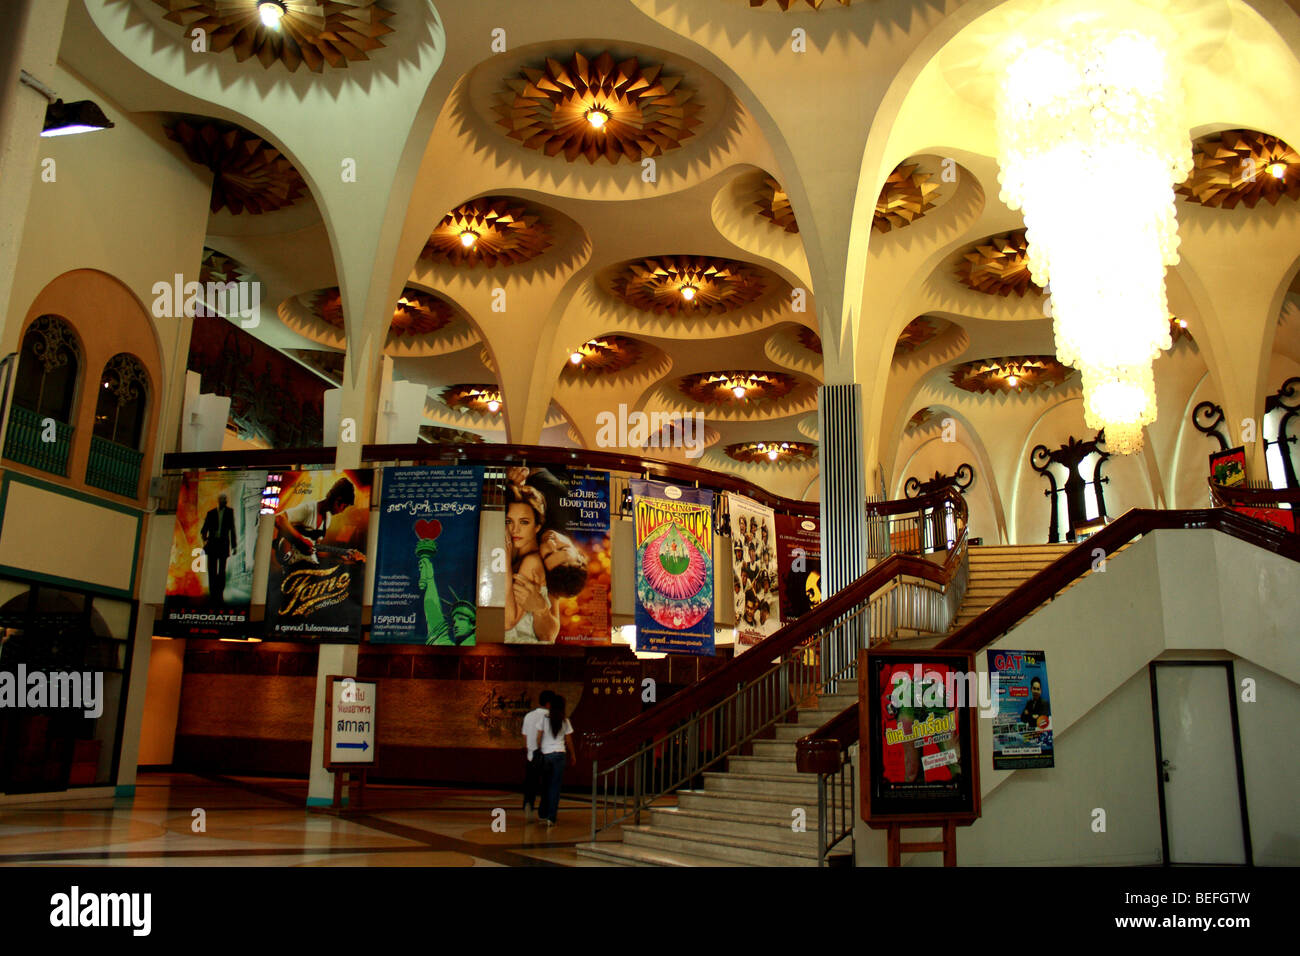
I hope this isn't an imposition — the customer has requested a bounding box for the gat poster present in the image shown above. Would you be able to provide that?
[263,469,373,642]
[630,479,714,656]
[987,649,1054,770]
[775,513,822,624]
[489,467,612,646]
[371,466,484,646]
[862,649,979,823]
[163,470,266,636]
[727,493,780,655]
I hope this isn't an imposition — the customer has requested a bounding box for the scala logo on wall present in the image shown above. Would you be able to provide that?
[371,467,485,646]
[727,493,780,655]
[489,467,612,646]
[263,469,373,642]
[630,479,714,656]
[775,514,821,623]
[163,470,267,636]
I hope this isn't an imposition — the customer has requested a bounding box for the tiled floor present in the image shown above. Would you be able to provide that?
[0,773,620,867]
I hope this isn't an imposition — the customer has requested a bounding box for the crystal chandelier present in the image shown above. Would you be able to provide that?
[995,20,1192,454]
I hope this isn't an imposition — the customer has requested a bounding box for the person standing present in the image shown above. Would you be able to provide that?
[535,694,575,828]
[200,492,237,606]
[521,690,553,818]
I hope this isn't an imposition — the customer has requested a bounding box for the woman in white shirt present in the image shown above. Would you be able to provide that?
[534,694,575,827]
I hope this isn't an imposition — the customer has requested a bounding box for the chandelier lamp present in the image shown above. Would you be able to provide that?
[994,9,1192,454]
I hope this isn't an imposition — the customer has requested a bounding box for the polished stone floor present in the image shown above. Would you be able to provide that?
[0,772,620,867]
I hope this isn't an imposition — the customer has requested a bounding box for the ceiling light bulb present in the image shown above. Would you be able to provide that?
[1268,161,1287,180]
[487,399,500,413]
[732,384,746,399]
[258,1,286,28]
[1178,318,1188,328]
[680,285,697,302]
[586,107,610,129]
[570,351,583,365]
[767,448,779,461]
[1007,374,1019,388]
[459,230,478,248]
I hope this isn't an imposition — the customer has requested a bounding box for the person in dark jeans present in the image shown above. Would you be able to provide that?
[535,693,575,827]
[521,691,553,818]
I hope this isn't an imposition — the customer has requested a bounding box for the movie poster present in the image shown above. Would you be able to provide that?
[775,513,822,624]
[862,650,978,821]
[263,469,373,642]
[163,470,267,636]
[630,479,714,656]
[491,467,612,646]
[987,649,1054,770]
[727,493,780,655]
[371,466,484,646]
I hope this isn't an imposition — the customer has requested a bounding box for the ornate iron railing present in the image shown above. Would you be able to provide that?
[85,435,144,498]
[3,405,72,476]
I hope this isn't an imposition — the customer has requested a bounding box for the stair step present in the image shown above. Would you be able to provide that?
[772,724,812,740]
[575,842,733,867]
[703,771,819,799]
[727,755,802,777]
[623,825,818,866]
[752,739,798,758]
[677,788,821,823]
[648,806,820,848]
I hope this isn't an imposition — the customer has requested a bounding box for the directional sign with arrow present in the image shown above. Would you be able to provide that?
[325,676,377,768]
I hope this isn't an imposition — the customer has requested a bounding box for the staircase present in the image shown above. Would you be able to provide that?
[576,691,856,866]
[952,544,1074,631]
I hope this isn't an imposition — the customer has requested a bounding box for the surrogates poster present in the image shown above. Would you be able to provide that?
[163,469,266,636]
[631,479,714,656]
[372,466,484,646]
[264,469,373,642]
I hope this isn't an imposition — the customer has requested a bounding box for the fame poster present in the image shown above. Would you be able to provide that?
[987,649,1054,770]
[775,513,822,623]
[630,479,714,656]
[487,467,612,646]
[727,493,780,655]
[263,469,373,642]
[163,470,266,637]
[371,466,484,646]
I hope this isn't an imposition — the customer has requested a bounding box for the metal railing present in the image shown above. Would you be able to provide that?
[816,750,855,866]
[85,435,144,498]
[3,405,72,476]
[588,487,969,843]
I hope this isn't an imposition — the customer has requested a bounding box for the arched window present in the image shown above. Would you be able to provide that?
[92,354,148,449]
[4,315,80,475]
[85,354,148,498]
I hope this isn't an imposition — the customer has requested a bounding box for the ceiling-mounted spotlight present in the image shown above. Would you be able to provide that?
[680,284,697,302]
[20,71,114,138]
[569,350,583,365]
[731,384,747,399]
[1006,374,1019,388]
[1268,161,1288,180]
[767,447,779,461]
[258,0,287,28]
[486,399,501,413]
[459,229,478,248]
[585,106,611,129]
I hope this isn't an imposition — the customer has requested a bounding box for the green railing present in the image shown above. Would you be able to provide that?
[3,405,72,476]
[85,435,143,498]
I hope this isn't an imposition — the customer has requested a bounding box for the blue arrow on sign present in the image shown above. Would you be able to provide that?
[336,741,369,751]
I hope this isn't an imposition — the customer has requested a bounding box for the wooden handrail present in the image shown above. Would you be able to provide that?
[794,505,1300,775]
[584,490,968,760]
[1208,479,1300,509]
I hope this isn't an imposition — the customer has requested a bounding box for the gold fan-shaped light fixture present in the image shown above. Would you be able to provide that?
[678,370,797,405]
[152,0,395,73]
[422,197,553,268]
[442,385,503,415]
[1177,129,1300,209]
[956,230,1043,297]
[313,287,455,338]
[755,176,798,233]
[495,51,701,164]
[874,162,940,233]
[562,335,644,376]
[950,356,1073,395]
[165,117,307,215]
[725,441,817,465]
[607,256,767,316]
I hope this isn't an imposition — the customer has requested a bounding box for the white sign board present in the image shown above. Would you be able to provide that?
[327,677,376,766]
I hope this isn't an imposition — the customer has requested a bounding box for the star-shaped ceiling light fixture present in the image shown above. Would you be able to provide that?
[151,0,394,72]
[1177,129,1300,209]
[313,287,455,338]
[754,176,799,233]
[950,356,1073,395]
[725,441,817,464]
[874,162,941,233]
[495,51,701,164]
[165,117,307,215]
[442,385,503,415]
[562,335,644,377]
[956,230,1043,297]
[607,256,767,316]
[678,370,798,405]
[422,197,553,268]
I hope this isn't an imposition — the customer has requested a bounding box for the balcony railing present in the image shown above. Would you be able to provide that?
[3,406,72,476]
[85,435,143,498]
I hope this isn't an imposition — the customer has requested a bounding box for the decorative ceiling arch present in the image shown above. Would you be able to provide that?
[956,229,1043,298]
[1178,129,1300,209]
[494,50,701,164]
[164,117,307,214]
[150,0,395,73]
[604,255,768,316]
[422,196,553,268]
